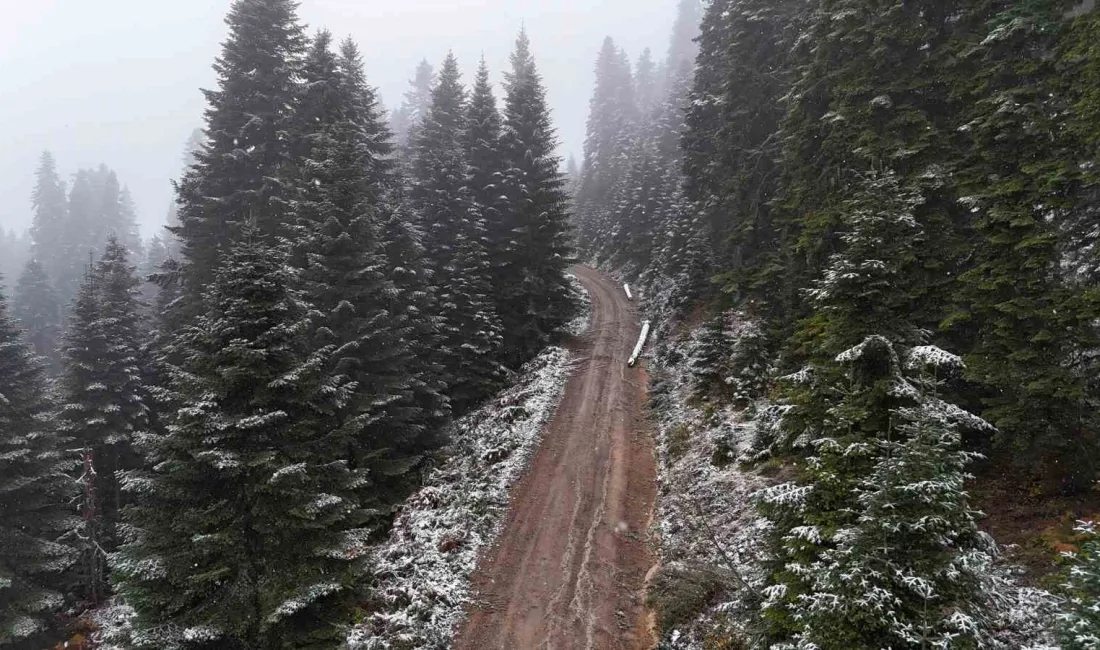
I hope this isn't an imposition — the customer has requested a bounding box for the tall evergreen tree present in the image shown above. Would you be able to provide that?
[574,37,636,252]
[115,235,374,650]
[173,0,306,298]
[29,151,68,293]
[410,52,506,409]
[378,203,450,459]
[292,33,445,505]
[0,285,78,648]
[57,237,148,603]
[12,259,61,372]
[465,57,508,267]
[412,52,471,275]
[757,173,991,648]
[497,29,576,364]
[390,59,435,164]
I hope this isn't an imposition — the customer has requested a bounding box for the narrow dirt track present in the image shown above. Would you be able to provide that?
[455,266,658,650]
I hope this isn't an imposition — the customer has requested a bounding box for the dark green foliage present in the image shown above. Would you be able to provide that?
[411,52,506,410]
[12,259,61,372]
[115,236,373,650]
[291,33,445,507]
[943,0,1099,495]
[173,0,306,295]
[0,287,78,648]
[57,237,148,603]
[378,203,451,460]
[758,337,990,649]
[497,30,576,365]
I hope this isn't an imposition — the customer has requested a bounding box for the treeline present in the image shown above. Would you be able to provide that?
[0,0,574,647]
[578,0,1100,647]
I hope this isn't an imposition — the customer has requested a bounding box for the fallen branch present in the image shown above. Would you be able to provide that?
[628,320,651,367]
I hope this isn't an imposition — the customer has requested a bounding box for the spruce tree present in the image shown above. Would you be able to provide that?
[466,57,509,286]
[757,172,991,647]
[173,0,306,296]
[412,52,471,275]
[57,237,148,603]
[292,33,444,503]
[12,259,62,372]
[498,29,576,365]
[115,235,374,650]
[29,151,68,296]
[411,52,506,409]
[0,286,78,648]
[574,37,636,254]
[378,203,451,459]
[390,59,435,166]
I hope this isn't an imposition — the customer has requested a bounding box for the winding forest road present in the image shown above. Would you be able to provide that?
[455,266,658,650]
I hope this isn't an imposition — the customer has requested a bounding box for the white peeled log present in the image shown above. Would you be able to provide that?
[623,284,633,301]
[628,320,651,367]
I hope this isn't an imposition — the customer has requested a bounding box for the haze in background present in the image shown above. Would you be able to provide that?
[0,0,676,238]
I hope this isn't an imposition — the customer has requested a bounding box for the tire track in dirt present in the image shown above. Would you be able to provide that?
[455,266,657,650]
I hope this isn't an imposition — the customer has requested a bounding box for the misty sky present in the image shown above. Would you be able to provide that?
[0,0,677,240]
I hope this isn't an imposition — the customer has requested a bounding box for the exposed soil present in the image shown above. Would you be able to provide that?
[454,266,658,650]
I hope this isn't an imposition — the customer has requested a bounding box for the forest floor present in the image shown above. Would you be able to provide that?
[454,266,659,650]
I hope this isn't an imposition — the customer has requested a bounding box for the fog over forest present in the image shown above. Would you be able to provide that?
[1,0,675,237]
[4,0,1100,648]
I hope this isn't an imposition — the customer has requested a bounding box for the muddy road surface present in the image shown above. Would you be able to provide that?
[455,266,658,650]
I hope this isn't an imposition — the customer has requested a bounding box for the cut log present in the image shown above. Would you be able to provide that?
[628,320,651,367]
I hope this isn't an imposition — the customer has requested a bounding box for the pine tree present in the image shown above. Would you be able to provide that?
[689,313,729,402]
[466,57,509,286]
[412,52,471,275]
[292,33,444,502]
[574,37,635,254]
[759,341,990,648]
[390,59,435,164]
[57,237,148,603]
[164,129,205,259]
[378,203,451,458]
[115,235,374,650]
[411,52,506,409]
[0,286,78,648]
[12,259,61,372]
[498,29,576,365]
[29,151,69,296]
[173,0,306,297]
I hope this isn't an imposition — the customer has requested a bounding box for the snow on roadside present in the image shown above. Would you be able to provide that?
[348,276,590,649]
[647,333,771,649]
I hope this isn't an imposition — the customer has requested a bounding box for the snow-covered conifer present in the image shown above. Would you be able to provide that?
[58,236,148,603]
[497,29,576,365]
[0,286,78,647]
[115,235,374,649]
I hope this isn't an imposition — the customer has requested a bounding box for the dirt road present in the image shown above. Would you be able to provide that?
[455,266,658,650]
